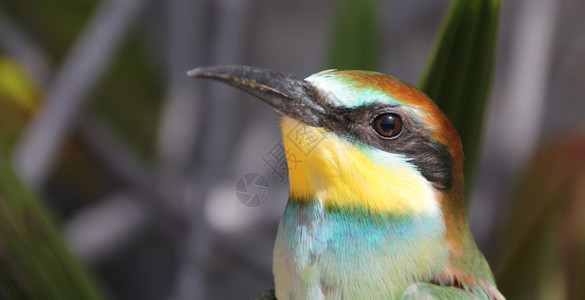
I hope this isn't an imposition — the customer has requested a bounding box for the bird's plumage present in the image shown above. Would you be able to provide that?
[188,65,504,300]
[273,70,500,299]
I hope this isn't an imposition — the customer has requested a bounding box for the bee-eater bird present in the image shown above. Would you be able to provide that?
[187,65,504,300]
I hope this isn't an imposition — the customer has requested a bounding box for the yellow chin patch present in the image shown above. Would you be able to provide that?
[280,117,438,215]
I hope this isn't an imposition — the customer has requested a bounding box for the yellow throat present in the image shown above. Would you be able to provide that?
[280,117,439,215]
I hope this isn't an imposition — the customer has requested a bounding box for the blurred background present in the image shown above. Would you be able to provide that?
[0,0,584,299]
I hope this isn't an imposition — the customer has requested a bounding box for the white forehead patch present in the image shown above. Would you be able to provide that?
[305,70,403,108]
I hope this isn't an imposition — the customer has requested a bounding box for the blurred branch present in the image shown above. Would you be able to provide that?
[153,1,211,299]
[487,0,558,184]
[196,0,251,180]
[155,0,211,259]
[156,0,209,175]
[470,0,559,248]
[79,115,152,191]
[214,231,274,281]
[75,115,190,263]
[64,190,149,264]
[14,0,150,188]
[173,0,252,298]
[0,4,51,87]
[160,0,211,298]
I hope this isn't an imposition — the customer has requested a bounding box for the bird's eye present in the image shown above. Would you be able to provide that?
[372,113,403,138]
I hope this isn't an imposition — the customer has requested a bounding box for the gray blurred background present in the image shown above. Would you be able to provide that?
[0,0,584,299]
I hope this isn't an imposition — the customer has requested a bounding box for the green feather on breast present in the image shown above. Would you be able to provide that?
[273,201,448,299]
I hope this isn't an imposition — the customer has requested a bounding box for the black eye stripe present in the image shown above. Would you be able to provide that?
[319,103,454,190]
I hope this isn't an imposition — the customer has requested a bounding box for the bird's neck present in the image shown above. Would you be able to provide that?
[273,200,448,299]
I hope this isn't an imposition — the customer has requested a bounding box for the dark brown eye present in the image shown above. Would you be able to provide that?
[372,113,403,138]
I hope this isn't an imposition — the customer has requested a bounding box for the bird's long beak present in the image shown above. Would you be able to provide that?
[187,65,326,126]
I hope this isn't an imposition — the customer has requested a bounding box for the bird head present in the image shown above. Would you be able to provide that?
[188,65,465,218]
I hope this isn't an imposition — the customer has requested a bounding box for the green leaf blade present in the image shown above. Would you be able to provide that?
[0,140,104,299]
[325,0,380,70]
[419,0,501,202]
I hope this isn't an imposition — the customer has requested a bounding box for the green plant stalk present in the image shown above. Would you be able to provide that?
[493,136,585,299]
[419,0,501,203]
[0,259,28,300]
[576,227,585,300]
[0,140,104,299]
[325,0,379,70]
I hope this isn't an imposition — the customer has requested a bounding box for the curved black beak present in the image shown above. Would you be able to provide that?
[187,65,326,126]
